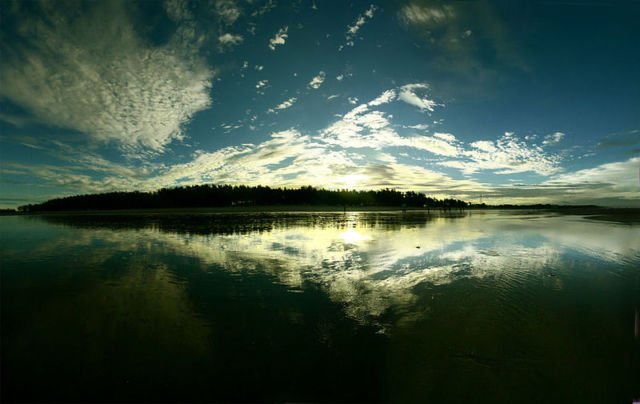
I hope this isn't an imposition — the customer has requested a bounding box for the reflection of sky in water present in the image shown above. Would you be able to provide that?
[3,212,639,326]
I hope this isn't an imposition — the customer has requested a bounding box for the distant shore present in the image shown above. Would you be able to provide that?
[6,205,443,215]
[2,205,638,224]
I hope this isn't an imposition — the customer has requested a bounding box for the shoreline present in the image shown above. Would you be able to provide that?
[1,205,638,223]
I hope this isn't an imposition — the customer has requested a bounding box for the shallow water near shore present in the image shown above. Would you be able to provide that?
[1,210,639,402]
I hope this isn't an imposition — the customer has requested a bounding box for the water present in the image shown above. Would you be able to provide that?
[1,210,639,402]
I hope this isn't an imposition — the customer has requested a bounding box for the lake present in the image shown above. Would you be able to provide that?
[1,210,639,402]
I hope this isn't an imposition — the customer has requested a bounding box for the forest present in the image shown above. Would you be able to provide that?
[17,185,469,212]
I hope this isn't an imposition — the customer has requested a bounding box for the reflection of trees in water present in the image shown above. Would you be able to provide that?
[2,253,212,400]
[36,211,465,235]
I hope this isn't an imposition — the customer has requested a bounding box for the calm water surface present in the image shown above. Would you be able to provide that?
[1,211,639,402]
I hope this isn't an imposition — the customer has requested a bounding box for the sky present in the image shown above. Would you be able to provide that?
[0,0,639,208]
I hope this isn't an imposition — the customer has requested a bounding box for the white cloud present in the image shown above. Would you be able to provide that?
[267,97,297,113]
[319,87,560,177]
[406,124,430,130]
[218,33,243,47]
[4,41,635,212]
[470,140,496,153]
[336,74,345,81]
[221,122,242,132]
[320,91,459,157]
[403,136,460,157]
[342,4,377,49]
[348,17,366,36]
[398,84,438,111]
[543,157,640,205]
[549,157,638,188]
[368,89,397,106]
[256,80,268,89]
[542,132,565,145]
[269,26,289,51]
[1,153,146,196]
[327,94,340,101]
[142,126,482,198]
[0,1,213,154]
[308,71,326,89]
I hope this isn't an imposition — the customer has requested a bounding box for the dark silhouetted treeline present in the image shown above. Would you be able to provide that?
[18,185,469,212]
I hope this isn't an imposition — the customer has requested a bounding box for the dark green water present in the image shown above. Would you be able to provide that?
[1,211,639,403]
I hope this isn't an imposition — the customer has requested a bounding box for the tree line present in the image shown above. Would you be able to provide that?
[18,185,469,212]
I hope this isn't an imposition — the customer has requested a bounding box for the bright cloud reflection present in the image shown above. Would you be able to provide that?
[340,228,370,245]
[30,211,640,328]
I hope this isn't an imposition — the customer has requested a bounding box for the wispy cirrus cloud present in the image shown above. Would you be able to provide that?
[0,0,214,155]
[543,157,640,205]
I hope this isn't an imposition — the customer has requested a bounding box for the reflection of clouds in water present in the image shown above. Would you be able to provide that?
[533,218,640,263]
[18,213,640,326]
[438,243,561,282]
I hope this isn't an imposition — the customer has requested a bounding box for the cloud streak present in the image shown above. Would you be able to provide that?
[399,3,454,25]
[267,97,297,113]
[341,4,377,49]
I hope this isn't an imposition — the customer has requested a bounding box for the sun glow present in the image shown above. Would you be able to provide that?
[340,174,367,189]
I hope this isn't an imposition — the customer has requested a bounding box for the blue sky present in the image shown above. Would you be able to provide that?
[0,0,638,208]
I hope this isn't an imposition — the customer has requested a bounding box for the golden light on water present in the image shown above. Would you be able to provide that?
[340,228,370,245]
